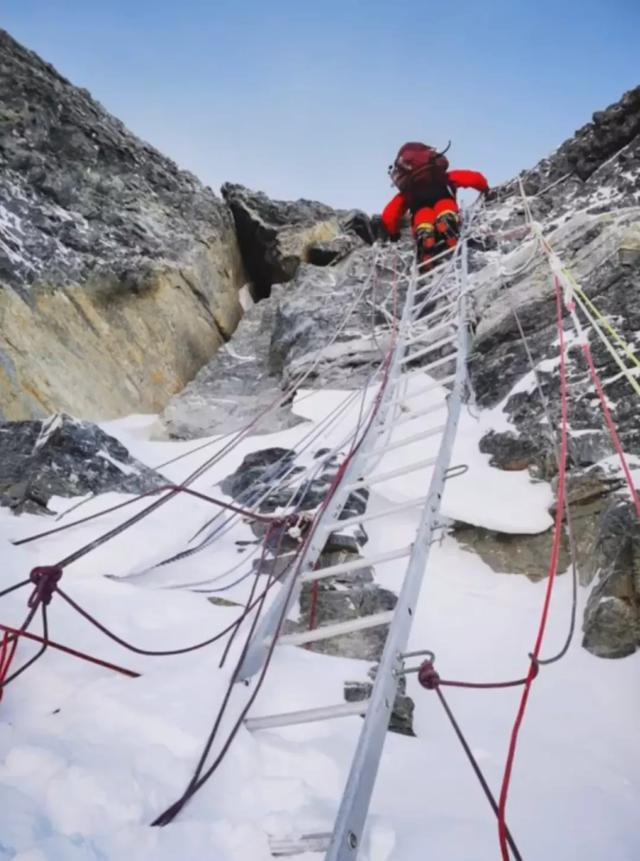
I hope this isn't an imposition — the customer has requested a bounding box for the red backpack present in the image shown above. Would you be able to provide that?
[389,142,450,199]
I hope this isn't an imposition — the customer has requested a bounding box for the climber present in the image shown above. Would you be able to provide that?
[381,142,489,267]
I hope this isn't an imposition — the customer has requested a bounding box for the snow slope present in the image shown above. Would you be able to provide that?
[1,386,639,861]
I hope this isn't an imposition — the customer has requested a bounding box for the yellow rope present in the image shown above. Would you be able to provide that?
[563,270,640,372]
[515,178,640,398]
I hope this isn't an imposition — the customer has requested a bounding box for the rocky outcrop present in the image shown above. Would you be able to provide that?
[0,30,245,421]
[345,669,415,737]
[221,183,372,299]
[582,498,640,658]
[454,521,571,582]
[0,413,164,514]
[502,84,640,197]
[162,242,403,438]
[463,84,640,658]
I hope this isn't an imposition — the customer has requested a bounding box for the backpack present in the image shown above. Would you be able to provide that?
[389,142,450,200]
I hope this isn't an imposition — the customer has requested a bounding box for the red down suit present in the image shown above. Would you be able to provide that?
[381,169,489,238]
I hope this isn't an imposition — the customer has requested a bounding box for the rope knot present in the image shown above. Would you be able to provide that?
[417,659,440,690]
[28,566,62,608]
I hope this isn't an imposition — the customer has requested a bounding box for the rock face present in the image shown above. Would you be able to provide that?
[221,183,372,300]
[582,498,640,658]
[465,85,640,657]
[162,241,403,438]
[0,30,245,421]
[0,413,164,514]
[510,85,640,194]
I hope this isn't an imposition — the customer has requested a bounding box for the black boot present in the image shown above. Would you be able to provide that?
[415,224,436,269]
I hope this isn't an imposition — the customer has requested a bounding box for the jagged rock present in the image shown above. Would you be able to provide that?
[479,428,615,478]
[582,498,640,658]
[162,290,302,438]
[0,29,245,421]
[344,667,415,736]
[532,86,640,189]
[291,548,397,661]
[454,520,571,582]
[324,531,362,554]
[269,249,403,385]
[0,413,164,514]
[221,183,337,300]
[307,234,364,266]
[341,210,375,245]
[162,244,404,437]
[468,114,640,657]
[479,429,547,471]
[496,85,640,210]
[471,208,640,475]
[220,447,298,501]
[561,464,626,511]
[221,184,371,300]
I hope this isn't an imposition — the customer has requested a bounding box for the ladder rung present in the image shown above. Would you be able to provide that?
[414,247,456,280]
[404,318,456,347]
[325,496,427,532]
[302,544,413,583]
[409,302,456,327]
[270,833,331,857]
[343,456,437,493]
[414,257,456,288]
[364,424,446,458]
[246,699,370,732]
[414,274,458,298]
[403,351,458,375]
[411,292,459,321]
[413,284,454,305]
[394,401,448,428]
[278,611,394,647]
[394,373,457,402]
[401,334,457,365]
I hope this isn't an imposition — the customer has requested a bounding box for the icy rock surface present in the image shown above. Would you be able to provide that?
[162,243,405,438]
[0,29,245,420]
[221,183,372,299]
[466,86,640,656]
[0,413,164,513]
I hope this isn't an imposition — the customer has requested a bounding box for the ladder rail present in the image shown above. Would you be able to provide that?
[325,240,471,861]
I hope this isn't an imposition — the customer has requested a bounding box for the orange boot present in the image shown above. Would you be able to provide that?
[435,209,460,249]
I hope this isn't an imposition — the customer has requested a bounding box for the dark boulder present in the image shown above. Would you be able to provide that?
[0,413,164,514]
[221,184,374,299]
[582,498,640,658]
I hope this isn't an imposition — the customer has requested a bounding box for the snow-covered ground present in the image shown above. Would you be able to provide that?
[1,382,639,861]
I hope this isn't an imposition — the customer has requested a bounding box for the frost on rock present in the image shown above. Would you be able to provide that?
[0,413,164,513]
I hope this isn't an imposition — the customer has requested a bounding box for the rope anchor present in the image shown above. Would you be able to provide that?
[28,565,63,608]
[394,648,436,678]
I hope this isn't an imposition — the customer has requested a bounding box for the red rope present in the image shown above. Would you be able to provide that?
[307,580,319,630]
[496,279,570,860]
[418,659,538,693]
[581,343,640,519]
[0,624,139,678]
[0,631,18,702]
[152,252,401,827]
[15,483,277,548]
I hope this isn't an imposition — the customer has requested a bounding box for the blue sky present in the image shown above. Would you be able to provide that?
[4,1,639,211]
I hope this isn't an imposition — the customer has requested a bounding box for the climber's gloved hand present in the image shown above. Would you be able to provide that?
[375,217,401,244]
